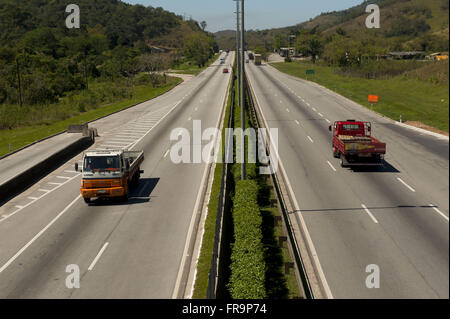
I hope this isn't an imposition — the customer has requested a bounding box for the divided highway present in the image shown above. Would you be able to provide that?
[246,61,449,298]
[0,53,234,298]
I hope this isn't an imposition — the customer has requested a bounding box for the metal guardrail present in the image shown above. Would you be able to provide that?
[244,71,314,299]
[206,70,236,299]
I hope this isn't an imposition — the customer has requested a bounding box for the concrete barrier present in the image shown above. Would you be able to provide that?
[0,135,94,204]
[67,123,88,133]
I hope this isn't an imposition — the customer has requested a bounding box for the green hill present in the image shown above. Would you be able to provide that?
[0,0,216,107]
[215,0,449,53]
[0,0,200,48]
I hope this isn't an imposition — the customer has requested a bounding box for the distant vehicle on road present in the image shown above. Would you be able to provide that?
[254,54,262,65]
[246,58,249,63]
[76,150,144,203]
[220,58,225,64]
[248,52,254,60]
[223,68,229,73]
[329,120,386,167]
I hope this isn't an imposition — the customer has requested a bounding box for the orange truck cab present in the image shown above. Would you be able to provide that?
[75,150,144,203]
[329,120,386,167]
[254,54,262,65]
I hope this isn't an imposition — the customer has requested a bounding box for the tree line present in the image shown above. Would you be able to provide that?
[0,0,217,107]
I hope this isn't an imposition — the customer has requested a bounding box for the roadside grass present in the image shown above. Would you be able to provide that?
[172,54,219,75]
[271,61,449,132]
[0,77,181,157]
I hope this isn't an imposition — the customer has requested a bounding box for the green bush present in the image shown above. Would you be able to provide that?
[228,180,266,299]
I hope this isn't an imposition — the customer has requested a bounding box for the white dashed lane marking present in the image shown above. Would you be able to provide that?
[429,204,449,222]
[327,161,337,172]
[362,204,379,224]
[397,178,416,192]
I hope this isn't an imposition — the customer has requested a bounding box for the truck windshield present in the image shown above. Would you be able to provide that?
[83,156,120,172]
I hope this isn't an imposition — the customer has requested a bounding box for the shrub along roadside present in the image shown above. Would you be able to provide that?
[171,53,219,75]
[228,82,298,298]
[227,83,267,298]
[228,179,266,299]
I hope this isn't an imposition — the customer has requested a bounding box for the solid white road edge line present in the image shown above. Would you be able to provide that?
[0,195,81,274]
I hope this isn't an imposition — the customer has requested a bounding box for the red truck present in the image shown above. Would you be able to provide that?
[329,120,386,167]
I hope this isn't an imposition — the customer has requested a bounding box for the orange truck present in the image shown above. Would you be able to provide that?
[254,54,262,65]
[75,150,144,203]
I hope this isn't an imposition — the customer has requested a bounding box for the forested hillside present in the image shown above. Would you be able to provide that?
[215,0,449,56]
[0,0,216,109]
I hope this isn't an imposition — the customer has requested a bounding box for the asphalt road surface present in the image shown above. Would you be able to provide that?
[246,60,449,299]
[0,52,234,298]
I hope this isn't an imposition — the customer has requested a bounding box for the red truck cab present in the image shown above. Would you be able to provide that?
[329,120,386,167]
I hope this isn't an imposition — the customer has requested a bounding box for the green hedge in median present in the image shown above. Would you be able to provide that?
[228,179,266,299]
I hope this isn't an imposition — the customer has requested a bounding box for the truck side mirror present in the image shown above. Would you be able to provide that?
[75,163,79,172]
[368,126,371,132]
[328,125,332,132]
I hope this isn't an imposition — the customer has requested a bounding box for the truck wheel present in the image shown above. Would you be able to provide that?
[333,148,339,158]
[84,198,91,204]
[340,154,346,167]
[134,173,140,187]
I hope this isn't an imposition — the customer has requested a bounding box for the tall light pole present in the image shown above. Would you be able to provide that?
[235,0,240,120]
[288,34,296,61]
[240,0,246,180]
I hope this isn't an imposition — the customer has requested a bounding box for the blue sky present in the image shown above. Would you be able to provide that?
[123,0,364,32]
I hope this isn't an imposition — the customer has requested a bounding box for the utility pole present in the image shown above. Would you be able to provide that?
[15,57,23,107]
[84,53,88,90]
[287,34,295,62]
[240,0,246,180]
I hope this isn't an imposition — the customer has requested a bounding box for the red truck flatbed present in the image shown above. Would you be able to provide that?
[329,120,386,167]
